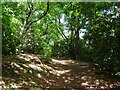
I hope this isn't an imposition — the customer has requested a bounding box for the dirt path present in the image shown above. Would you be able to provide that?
[43,58,120,89]
[1,54,120,89]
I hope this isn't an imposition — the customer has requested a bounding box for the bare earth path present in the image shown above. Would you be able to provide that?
[1,54,120,89]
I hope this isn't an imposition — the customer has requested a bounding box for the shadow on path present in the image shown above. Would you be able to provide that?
[1,54,120,89]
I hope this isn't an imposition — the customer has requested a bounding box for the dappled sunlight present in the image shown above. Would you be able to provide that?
[80,75,120,89]
[10,62,24,70]
[50,69,71,76]
[17,53,42,63]
[2,54,51,88]
[81,76,92,81]
[56,70,71,74]
[5,83,21,88]
[81,81,89,86]
[28,64,43,71]
[2,54,120,89]
[2,1,120,89]
[0,77,5,89]
[51,59,75,65]
[67,77,74,81]
[64,79,71,84]
[43,64,53,70]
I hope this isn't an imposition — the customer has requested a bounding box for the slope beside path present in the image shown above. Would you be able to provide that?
[1,54,120,89]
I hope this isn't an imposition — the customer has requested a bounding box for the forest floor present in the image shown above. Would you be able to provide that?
[1,54,120,89]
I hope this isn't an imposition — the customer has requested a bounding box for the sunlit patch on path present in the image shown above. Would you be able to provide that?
[1,54,120,89]
[46,58,120,89]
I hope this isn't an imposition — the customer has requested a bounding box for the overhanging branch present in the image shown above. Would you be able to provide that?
[28,2,49,27]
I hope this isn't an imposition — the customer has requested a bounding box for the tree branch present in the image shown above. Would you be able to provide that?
[56,24,68,41]
[27,2,50,28]
[25,2,34,27]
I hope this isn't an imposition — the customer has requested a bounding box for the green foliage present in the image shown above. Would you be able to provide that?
[2,2,120,76]
[116,72,120,76]
[82,2,120,72]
